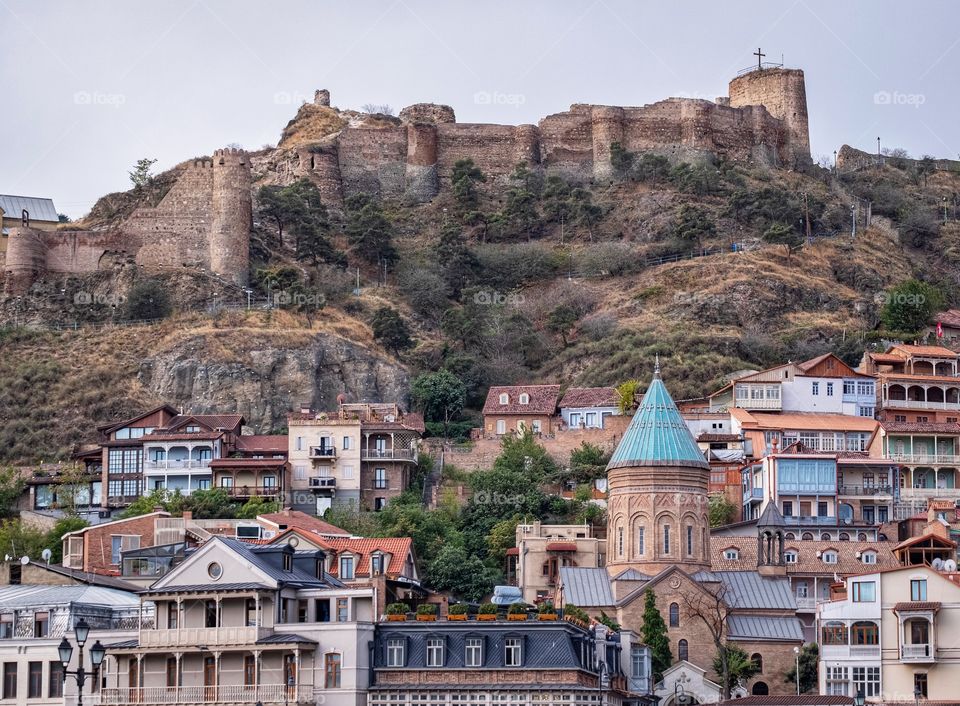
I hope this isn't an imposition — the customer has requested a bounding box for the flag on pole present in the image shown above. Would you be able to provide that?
[937,321,944,339]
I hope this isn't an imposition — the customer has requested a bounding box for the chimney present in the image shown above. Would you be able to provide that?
[182,510,193,523]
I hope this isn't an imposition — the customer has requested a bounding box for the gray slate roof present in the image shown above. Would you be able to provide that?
[220,537,342,588]
[560,567,616,607]
[0,584,139,609]
[0,195,58,222]
[142,582,273,595]
[727,615,804,642]
[712,571,797,610]
[257,633,318,645]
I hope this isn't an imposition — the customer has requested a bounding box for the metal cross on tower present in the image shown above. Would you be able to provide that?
[754,47,766,70]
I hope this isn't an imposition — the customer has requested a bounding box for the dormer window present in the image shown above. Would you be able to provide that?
[185,425,200,432]
[371,554,384,576]
[822,550,838,564]
[283,553,293,571]
[340,555,355,580]
[861,551,877,565]
[519,393,529,405]
[316,559,324,579]
[723,548,740,560]
[499,393,510,405]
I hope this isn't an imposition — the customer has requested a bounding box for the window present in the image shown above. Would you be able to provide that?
[294,465,306,480]
[785,550,798,563]
[3,663,16,700]
[585,412,597,427]
[637,527,645,556]
[859,406,875,418]
[818,501,828,517]
[911,579,928,601]
[861,551,877,564]
[371,554,384,576]
[569,413,582,427]
[853,666,881,697]
[917,416,929,423]
[111,535,140,565]
[339,555,354,579]
[851,621,879,645]
[374,468,387,489]
[207,562,223,580]
[33,612,48,638]
[341,465,354,480]
[343,436,351,450]
[465,638,483,667]
[185,425,200,432]
[166,657,180,688]
[28,662,41,699]
[47,663,63,699]
[374,497,386,511]
[827,382,834,396]
[504,638,522,667]
[205,600,218,628]
[852,581,876,602]
[499,393,509,405]
[678,640,688,661]
[895,415,907,422]
[426,638,445,667]
[914,673,927,699]
[843,380,856,395]
[386,639,405,667]
[686,525,693,556]
[857,381,874,396]
[107,448,141,474]
[532,420,542,433]
[822,550,838,564]
[751,653,763,673]
[519,393,529,405]
[283,553,293,572]
[324,653,341,688]
[242,655,255,687]
[496,420,506,435]
[782,501,793,517]
[0,615,11,639]
[724,548,739,560]
[168,603,179,629]
[822,622,848,645]
[618,527,624,557]
[297,600,308,623]
[663,525,670,554]
[337,598,349,622]
[669,603,679,628]
[825,666,848,696]
[219,476,233,488]
[812,381,820,395]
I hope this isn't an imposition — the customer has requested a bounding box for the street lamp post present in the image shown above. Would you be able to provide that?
[58,619,106,706]
[793,645,801,695]
[855,688,866,706]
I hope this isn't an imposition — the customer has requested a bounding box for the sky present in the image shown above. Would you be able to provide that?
[2,0,959,219]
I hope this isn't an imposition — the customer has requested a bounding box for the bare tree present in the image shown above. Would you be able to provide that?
[680,580,736,699]
[362,103,394,116]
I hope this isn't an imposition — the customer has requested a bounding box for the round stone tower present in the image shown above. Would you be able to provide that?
[605,363,711,575]
[210,147,251,286]
[3,227,47,296]
[728,67,810,166]
[591,106,626,182]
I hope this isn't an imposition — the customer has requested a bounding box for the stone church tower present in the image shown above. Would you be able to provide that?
[606,365,711,575]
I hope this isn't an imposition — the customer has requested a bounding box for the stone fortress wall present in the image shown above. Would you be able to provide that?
[3,68,808,296]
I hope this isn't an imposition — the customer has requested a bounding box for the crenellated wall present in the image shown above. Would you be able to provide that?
[3,148,252,296]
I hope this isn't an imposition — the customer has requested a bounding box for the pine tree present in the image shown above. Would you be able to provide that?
[640,589,673,681]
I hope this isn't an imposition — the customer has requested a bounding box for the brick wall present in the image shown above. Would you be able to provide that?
[79,514,159,575]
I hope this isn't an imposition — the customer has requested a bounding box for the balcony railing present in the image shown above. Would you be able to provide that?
[139,626,269,648]
[901,643,935,661]
[795,597,817,611]
[885,399,960,410]
[361,448,416,461]
[144,459,212,471]
[220,485,280,498]
[97,684,309,705]
[308,477,336,489]
[735,398,782,410]
[900,487,960,499]
[783,515,839,525]
[889,453,960,465]
[821,645,881,658]
[309,446,336,459]
[838,485,894,497]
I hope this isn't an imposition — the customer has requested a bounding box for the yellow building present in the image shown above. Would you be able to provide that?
[0,195,60,255]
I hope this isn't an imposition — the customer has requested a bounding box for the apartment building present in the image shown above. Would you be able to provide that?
[288,403,422,513]
[210,434,288,503]
[99,536,375,706]
[861,344,960,423]
[481,385,562,436]
[817,564,960,702]
[369,620,652,706]
[504,521,605,604]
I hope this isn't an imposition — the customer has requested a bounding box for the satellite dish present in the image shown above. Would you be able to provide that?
[19,556,29,566]
[945,559,958,572]
[41,549,52,564]
[933,558,944,570]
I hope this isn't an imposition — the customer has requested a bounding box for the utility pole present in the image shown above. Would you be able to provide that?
[851,204,858,239]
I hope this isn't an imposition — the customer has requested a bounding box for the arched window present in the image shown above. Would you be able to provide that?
[822,550,838,564]
[821,532,832,541]
[839,532,850,541]
[519,393,529,405]
[669,603,679,628]
[751,653,763,673]
[618,527,624,557]
[678,639,688,661]
[802,532,814,540]
[724,547,740,560]
[499,393,509,405]
[752,682,769,696]
[858,532,868,541]
[784,550,798,564]
[822,621,848,645]
[784,532,796,540]
[852,621,879,645]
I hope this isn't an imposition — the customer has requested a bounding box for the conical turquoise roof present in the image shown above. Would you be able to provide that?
[607,368,709,470]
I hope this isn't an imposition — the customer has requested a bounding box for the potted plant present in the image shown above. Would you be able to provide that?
[386,602,410,621]
[416,604,438,622]
[477,603,498,621]
[563,604,590,628]
[507,602,528,621]
[448,604,469,621]
[537,601,558,621]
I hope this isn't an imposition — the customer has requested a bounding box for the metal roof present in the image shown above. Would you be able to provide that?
[607,370,709,470]
[0,195,58,222]
[256,633,318,645]
[712,571,796,610]
[0,584,139,609]
[727,615,804,641]
[559,567,616,607]
[141,582,273,595]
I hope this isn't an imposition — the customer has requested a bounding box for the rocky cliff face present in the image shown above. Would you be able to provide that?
[138,332,410,433]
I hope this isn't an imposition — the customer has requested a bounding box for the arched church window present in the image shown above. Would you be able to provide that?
[669,603,679,628]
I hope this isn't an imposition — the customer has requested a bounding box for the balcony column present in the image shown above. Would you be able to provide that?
[214,651,221,701]
[177,597,183,641]
[295,647,302,700]
[255,594,261,628]
[175,652,182,692]
[215,595,222,629]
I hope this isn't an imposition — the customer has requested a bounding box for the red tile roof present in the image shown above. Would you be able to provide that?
[881,421,960,433]
[257,510,350,537]
[545,542,578,552]
[869,352,906,364]
[236,435,288,453]
[482,385,561,415]
[321,537,415,579]
[937,309,960,329]
[710,537,900,575]
[559,387,618,408]
[893,601,941,612]
[894,344,959,358]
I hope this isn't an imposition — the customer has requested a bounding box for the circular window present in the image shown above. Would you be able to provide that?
[288,536,300,548]
[207,562,223,580]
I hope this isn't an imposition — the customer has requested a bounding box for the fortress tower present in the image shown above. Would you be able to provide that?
[728,67,810,166]
[605,364,711,575]
[3,227,47,296]
[210,147,252,286]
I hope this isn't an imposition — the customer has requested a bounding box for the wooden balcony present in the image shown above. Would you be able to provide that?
[361,448,417,462]
[139,625,270,648]
[97,684,310,705]
[901,643,935,662]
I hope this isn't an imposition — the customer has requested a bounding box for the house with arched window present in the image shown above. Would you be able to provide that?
[481,385,562,437]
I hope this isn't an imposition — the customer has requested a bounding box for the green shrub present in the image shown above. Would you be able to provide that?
[386,602,410,615]
[417,603,438,615]
[564,604,590,623]
[538,601,556,614]
[507,602,527,615]
[448,603,469,615]
[479,603,498,615]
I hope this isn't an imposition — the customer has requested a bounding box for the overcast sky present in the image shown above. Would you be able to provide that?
[2,0,958,219]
